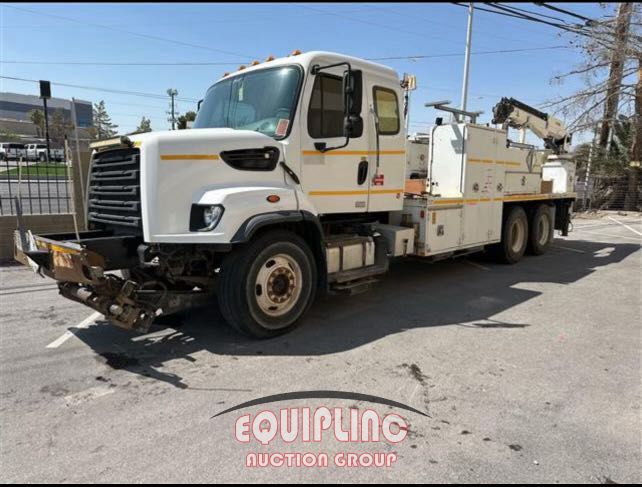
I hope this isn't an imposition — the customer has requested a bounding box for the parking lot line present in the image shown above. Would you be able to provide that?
[572,229,642,242]
[607,216,642,237]
[462,259,491,271]
[46,311,102,349]
[552,244,586,254]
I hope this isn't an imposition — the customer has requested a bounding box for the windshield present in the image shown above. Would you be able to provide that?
[193,66,302,139]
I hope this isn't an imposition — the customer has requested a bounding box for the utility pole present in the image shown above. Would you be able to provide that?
[167,88,178,130]
[598,2,632,149]
[460,2,474,115]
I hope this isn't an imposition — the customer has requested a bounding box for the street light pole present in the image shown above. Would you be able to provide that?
[460,2,474,114]
[39,80,52,164]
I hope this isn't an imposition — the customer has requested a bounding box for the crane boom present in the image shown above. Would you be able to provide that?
[492,97,571,154]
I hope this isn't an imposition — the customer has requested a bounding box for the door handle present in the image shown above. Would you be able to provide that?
[357,160,369,185]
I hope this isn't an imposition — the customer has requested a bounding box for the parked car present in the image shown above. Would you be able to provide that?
[0,143,27,161]
[25,144,65,162]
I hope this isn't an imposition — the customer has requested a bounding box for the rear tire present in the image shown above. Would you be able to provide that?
[490,205,529,264]
[527,204,553,255]
[217,230,317,338]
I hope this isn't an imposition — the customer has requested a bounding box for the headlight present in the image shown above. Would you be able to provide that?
[190,204,224,231]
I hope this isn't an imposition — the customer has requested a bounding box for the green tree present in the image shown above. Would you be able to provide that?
[91,100,118,139]
[49,109,74,147]
[28,109,45,138]
[176,111,196,130]
[136,116,152,133]
[0,128,20,142]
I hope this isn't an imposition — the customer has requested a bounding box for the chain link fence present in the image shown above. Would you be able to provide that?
[575,173,642,212]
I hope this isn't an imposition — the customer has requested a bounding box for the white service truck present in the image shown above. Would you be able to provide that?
[25,144,65,162]
[14,51,576,338]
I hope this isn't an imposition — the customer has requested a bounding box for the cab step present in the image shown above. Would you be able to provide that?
[330,277,380,295]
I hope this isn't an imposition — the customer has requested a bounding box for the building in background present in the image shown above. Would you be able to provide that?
[0,92,94,146]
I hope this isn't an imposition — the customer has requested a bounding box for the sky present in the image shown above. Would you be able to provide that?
[0,2,610,144]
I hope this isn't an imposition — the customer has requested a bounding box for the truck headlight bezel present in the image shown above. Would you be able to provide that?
[190,204,225,232]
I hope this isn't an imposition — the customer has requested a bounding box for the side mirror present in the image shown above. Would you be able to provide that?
[342,69,363,138]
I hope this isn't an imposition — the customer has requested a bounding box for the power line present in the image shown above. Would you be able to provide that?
[479,3,591,37]
[0,46,571,68]
[366,45,570,61]
[0,61,244,66]
[0,3,257,60]
[295,3,466,48]
[451,3,529,20]
[0,75,199,103]
[493,3,570,24]
[362,3,557,47]
[535,3,597,24]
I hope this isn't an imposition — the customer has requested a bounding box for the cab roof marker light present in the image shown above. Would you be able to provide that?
[223,72,229,77]
[251,60,260,66]
[238,65,246,71]
[291,50,302,56]
[265,55,275,62]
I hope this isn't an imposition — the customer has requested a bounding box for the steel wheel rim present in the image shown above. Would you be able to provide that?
[538,215,550,246]
[254,253,303,319]
[510,219,525,254]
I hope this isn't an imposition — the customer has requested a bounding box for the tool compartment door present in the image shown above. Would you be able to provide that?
[462,125,499,246]
[299,62,372,214]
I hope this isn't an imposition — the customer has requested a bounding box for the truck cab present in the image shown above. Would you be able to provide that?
[15,50,576,339]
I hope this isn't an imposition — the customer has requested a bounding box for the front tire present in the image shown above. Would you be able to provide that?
[217,230,317,338]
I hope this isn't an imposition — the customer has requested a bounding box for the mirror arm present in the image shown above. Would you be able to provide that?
[311,61,352,75]
[311,61,354,153]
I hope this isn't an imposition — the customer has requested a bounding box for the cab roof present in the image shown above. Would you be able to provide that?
[215,51,400,84]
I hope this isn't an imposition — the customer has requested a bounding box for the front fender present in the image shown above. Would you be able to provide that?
[147,186,298,244]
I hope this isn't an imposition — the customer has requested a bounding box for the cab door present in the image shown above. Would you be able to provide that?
[298,62,371,214]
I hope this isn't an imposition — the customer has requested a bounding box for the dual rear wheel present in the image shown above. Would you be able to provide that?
[491,204,553,264]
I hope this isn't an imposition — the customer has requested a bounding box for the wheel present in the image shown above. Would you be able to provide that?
[490,205,529,264]
[39,153,46,162]
[528,204,553,255]
[217,230,317,338]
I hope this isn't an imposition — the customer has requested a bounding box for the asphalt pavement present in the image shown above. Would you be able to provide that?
[0,213,640,483]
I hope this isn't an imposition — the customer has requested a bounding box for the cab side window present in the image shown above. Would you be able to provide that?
[373,87,400,135]
[308,74,344,139]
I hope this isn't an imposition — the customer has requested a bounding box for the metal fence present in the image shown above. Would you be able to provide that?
[575,174,641,212]
[0,156,72,215]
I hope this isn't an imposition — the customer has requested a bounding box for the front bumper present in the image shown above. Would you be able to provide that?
[14,231,211,332]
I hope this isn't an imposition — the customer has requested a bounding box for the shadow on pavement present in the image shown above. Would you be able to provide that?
[73,239,640,387]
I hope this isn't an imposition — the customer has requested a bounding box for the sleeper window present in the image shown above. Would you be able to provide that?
[373,87,400,135]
